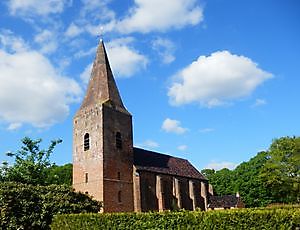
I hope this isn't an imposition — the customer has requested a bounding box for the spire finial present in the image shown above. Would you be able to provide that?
[98,26,104,43]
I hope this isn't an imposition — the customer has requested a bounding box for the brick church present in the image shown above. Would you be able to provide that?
[73,40,210,212]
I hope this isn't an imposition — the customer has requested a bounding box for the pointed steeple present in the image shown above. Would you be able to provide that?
[80,40,129,114]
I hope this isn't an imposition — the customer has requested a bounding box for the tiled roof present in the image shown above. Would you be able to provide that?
[133,147,207,180]
[208,195,239,208]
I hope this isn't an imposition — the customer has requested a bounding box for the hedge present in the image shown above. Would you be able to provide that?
[0,182,101,230]
[51,208,300,229]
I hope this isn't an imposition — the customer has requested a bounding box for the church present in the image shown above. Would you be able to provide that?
[72,40,210,212]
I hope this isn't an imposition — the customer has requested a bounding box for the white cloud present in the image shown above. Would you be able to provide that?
[199,128,214,133]
[7,122,22,131]
[7,0,70,16]
[0,30,28,52]
[80,63,93,84]
[0,33,82,128]
[152,38,176,64]
[162,118,187,134]
[177,145,188,151]
[79,38,147,79]
[106,37,148,77]
[34,30,57,54]
[65,23,84,38]
[205,161,238,170]
[136,140,159,149]
[252,98,267,107]
[168,51,273,107]
[116,0,203,33]
[80,0,114,20]
[75,47,97,59]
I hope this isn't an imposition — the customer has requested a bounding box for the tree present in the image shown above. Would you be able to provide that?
[234,151,271,207]
[1,137,62,185]
[45,163,73,186]
[201,168,235,196]
[203,136,300,207]
[0,182,101,230]
[260,137,300,203]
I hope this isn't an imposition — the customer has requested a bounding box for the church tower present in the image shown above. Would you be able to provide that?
[73,40,134,212]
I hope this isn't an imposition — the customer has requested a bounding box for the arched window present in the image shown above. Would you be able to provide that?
[84,133,90,151]
[116,132,122,149]
[118,191,122,203]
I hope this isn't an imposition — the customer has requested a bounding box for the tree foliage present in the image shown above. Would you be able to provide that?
[45,163,73,186]
[202,136,300,207]
[0,182,101,230]
[260,137,300,203]
[1,137,62,185]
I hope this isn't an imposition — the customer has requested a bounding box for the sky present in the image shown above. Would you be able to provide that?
[0,0,299,171]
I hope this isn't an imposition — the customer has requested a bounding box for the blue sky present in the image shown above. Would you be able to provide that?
[0,0,299,171]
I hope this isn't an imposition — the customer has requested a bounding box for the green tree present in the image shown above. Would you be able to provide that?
[201,168,235,196]
[45,163,73,186]
[234,151,271,207]
[260,137,300,203]
[0,182,101,230]
[1,137,62,185]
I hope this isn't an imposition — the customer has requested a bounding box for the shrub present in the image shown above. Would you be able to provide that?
[51,208,300,230]
[0,182,101,230]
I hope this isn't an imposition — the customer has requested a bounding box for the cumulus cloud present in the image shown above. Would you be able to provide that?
[177,145,188,151]
[75,47,97,59]
[162,118,187,134]
[252,98,267,107]
[0,32,82,128]
[136,140,159,149]
[168,51,273,107]
[7,122,22,131]
[34,30,58,54]
[7,0,71,16]
[205,161,238,170]
[65,23,84,38]
[152,38,176,64]
[106,37,148,77]
[80,63,93,84]
[116,0,203,33]
[199,128,214,133]
[79,38,147,81]
[0,30,28,52]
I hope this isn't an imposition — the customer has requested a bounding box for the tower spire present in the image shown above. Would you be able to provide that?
[80,41,129,114]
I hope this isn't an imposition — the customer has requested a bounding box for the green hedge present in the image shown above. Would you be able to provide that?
[0,182,101,230]
[51,208,300,230]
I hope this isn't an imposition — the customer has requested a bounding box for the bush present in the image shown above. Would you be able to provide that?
[0,182,101,230]
[51,208,300,230]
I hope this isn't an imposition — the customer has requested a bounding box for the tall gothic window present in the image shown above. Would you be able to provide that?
[84,133,90,151]
[116,132,122,149]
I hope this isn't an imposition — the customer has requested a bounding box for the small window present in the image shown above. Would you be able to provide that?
[84,133,90,151]
[116,132,122,149]
[118,191,122,203]
[85,172,88,183]
[117,172,121,180]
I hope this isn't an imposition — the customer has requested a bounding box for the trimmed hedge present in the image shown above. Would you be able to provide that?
[51,208,300,229]
[0,182,101,230]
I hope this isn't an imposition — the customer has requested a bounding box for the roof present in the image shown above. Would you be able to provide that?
[208,195,240,208]
[79,41,129,114]
[133,147,207,180]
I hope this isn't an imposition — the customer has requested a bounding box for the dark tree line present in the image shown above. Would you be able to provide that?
[202,136,300,207]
